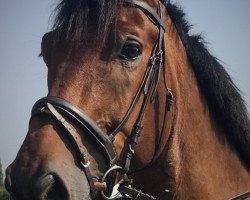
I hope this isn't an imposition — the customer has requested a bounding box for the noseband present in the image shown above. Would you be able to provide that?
[31,1,173,199]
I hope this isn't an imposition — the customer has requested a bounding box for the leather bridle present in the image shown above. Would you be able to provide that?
[31,1,172,199]
[29,1,250,200]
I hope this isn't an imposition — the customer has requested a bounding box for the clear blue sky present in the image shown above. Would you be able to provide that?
[0,0,250,174]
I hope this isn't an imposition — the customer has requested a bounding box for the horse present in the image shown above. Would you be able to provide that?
[4,0,250,199]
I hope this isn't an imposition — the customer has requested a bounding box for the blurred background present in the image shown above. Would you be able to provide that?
[0,0,249,177]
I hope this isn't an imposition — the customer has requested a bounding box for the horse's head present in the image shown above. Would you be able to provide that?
[5,0,174,199]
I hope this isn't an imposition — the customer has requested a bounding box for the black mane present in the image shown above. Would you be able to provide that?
[166,2,250,169]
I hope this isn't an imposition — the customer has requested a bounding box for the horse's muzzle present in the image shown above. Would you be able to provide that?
[4,164,73,200]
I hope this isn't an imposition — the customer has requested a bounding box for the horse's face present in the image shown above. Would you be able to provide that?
[5,2,162,200]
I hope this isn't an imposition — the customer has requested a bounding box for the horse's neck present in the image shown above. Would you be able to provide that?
[165,20,250,199]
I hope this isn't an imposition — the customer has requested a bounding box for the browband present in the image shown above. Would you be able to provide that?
[123,0,166,30]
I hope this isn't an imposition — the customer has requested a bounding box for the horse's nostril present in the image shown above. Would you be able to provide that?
[5,168,70,200]
[35,174,55,197]
[35,174,69,200]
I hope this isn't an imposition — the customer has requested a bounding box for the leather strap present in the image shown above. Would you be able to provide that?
[46,103,96,198]
[123,0,166,30]
[230,192,250,200]
[118,1,170,174]
[109,1,167,139]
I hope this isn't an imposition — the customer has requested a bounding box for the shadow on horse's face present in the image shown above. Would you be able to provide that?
[5,3,161,200]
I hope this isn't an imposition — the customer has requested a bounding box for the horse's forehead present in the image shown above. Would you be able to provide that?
[117,7,145,29]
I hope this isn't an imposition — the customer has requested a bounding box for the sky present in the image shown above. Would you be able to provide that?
[0,0,250,175]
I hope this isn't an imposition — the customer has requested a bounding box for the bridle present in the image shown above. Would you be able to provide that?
[31,0,171,199]
[29,1,250,200]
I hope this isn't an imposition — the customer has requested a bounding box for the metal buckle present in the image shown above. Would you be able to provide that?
[80,160,90,168]
[100,165,123,200]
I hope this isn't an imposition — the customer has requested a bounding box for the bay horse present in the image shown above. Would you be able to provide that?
[5,0,250,199]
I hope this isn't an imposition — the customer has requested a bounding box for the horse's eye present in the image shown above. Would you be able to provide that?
[119,41,142,61]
